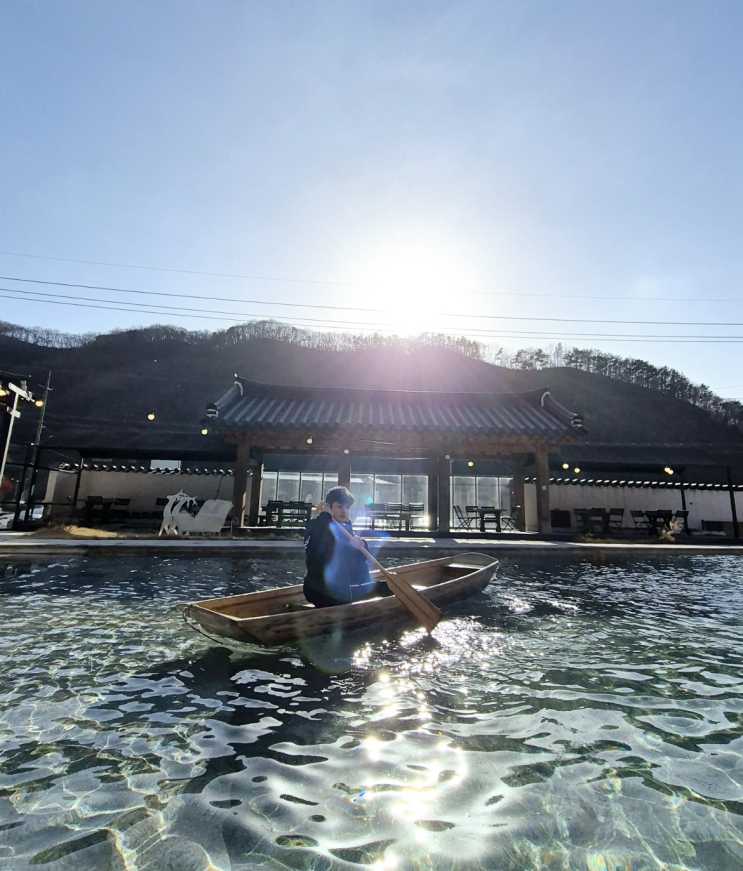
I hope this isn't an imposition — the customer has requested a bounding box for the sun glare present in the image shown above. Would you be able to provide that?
[363,247,471,335]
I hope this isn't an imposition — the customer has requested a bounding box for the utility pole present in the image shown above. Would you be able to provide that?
[0,380,33,486]
[20,371,52,525]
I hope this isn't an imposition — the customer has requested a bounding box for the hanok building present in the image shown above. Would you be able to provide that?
[206,377,585,534]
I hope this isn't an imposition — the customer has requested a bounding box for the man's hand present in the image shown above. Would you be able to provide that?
[349,535,366,551]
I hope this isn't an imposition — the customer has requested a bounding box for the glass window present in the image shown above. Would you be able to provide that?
[261,471,277,505]
[322,473,338,499]
[499,477,513,514]
[351,473,374,523]
[402,475,427,506]
[299,472,323,506]
[403,475,428,528]
[375,474,402,505]
[277,471,300,503]
[452,476,476,510]
[476,477,499,508]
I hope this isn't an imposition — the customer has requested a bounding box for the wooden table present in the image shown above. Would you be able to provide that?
[644,510,672,536]
[367,504,412,531]
[264,501,313,527]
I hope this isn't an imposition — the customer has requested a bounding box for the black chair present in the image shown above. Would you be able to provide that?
[367,503,387,530]
[83,495,104,525]
[608,508,624,536]
[265,500,283,526]
[500,505,521,531]
[465,506,480,527]
[656,510,673,531]
[386,503,405,530]
[407,503,425,529]
[574,508,591,534]
[454,505,475,530]
[673,510,689,534]
[479,506,499,532]
[110,498,131,521]
[630,510,651,533]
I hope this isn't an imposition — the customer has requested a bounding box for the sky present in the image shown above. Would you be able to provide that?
[2,1,743,395]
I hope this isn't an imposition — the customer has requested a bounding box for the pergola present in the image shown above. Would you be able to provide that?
[207,377,585,534]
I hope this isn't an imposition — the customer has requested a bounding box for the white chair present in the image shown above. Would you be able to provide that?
[159,492,232,537]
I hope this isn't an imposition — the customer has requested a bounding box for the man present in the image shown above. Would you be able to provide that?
[303,486,390,607]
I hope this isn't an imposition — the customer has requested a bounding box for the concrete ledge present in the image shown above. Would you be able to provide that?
[2,534,743,558]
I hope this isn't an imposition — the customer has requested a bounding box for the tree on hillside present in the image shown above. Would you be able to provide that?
[3,317,741,431]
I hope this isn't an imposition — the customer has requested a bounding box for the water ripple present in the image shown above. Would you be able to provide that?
[2,553,743,869]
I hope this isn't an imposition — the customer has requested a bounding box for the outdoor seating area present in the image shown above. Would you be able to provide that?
[453,504,522,533]
[571,508,690,536]
[77,495,208,525]
[260,500,313,527]
[363,502,426,530]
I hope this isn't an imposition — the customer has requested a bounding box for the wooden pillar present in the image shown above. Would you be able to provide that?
[427,453,438,531]
[437,454,451,534]
[72,457,85,521]
[247,449,264,527]
[232,441,250,530]
[535,446,551,535]
[338,450,351,490]
[511,454,526,531]
[727,466,740,540]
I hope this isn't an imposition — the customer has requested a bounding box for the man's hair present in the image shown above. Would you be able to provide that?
[325,486,354,507]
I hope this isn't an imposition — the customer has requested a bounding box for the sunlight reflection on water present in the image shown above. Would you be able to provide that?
[2,554,743,869]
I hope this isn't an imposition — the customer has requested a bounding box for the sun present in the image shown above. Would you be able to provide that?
[362,246,471,336]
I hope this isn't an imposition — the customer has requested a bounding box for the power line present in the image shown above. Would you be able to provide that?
[5,281,743,330]
[6,289,743,344]
[1,250,741,304]
[0,249,365,288]
[1,274,371,313]
[6,273,743,318]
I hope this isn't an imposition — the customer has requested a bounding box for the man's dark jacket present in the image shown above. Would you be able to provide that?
[303,511,372,607]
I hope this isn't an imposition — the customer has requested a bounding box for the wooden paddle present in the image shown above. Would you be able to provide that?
[334,521,441,633]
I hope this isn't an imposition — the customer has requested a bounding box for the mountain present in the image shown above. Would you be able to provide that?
[2,331,742,466]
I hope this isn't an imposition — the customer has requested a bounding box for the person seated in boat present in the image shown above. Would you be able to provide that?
[304,486,391,607]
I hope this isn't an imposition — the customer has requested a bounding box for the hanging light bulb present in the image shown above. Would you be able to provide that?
[147,412,156,421]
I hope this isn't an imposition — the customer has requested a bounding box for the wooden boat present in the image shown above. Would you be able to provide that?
[183,552,498,646]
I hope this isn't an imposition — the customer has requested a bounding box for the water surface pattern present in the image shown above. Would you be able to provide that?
[1,553,743,870]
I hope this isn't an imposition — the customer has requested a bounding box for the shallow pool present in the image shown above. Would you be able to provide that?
[2,553,743,870]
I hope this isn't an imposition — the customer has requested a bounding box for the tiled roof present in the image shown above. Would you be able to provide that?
[208,378,584,439]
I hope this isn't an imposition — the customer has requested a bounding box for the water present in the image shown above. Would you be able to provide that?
[2,553,743,870]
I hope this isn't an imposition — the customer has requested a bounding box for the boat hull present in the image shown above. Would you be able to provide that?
[185,553,499,646]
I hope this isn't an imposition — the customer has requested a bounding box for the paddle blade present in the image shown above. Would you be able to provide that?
[383,571,441,634]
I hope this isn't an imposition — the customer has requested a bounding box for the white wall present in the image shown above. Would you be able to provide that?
[44,469,234,521]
